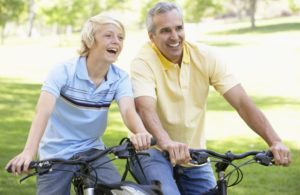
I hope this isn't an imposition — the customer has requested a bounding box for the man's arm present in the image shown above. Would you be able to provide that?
[135,96,190,165]
[223,84,291,166]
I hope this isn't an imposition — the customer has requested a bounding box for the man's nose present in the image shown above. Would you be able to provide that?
[170,30,179,39]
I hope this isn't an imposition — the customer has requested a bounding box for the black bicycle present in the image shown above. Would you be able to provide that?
[7,138,162,195]
[187,149,274,195]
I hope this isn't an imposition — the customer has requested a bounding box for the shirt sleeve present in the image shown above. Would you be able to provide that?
[206,47,239,95]
[42,64,68,97]
[114,73,133,102]
[130,58,157,99]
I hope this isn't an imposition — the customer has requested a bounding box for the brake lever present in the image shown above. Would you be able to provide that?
[254,151,274,166]
[190,151,209,165]
[19,167,52,183]
[20,171,38,183]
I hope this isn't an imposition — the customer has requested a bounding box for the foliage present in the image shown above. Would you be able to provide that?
[183,0,223,22]
[39,0,130,33]
[289,0,300,13]
[39,0,86,32]
[0,0,25,43]
[0,0,25,26]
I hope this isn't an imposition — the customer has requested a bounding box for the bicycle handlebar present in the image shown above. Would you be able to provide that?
[7,138,156,173]
[189,149,274,166]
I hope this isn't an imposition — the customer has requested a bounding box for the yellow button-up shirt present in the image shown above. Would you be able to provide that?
[131,41,239,148]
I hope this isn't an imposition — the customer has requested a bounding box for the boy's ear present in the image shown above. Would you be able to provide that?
[86,36,95,48]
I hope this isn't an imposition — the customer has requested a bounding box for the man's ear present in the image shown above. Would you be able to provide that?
[148,32,154,42]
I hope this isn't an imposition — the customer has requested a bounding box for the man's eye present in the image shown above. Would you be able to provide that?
[161,29,171,33]
[176,26,183,31]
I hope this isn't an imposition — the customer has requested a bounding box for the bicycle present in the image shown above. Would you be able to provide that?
[6,138,162,195]
[186,149,274,195]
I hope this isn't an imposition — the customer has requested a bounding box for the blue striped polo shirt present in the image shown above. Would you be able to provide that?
[38,56,133,160]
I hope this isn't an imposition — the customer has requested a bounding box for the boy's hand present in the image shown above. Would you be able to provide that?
[130,132,152,151]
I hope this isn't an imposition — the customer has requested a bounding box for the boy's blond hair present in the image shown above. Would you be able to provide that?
[78,14,125,56]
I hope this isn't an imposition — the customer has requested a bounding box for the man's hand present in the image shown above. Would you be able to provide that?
[269,141,291,166]
[158,139,191,166]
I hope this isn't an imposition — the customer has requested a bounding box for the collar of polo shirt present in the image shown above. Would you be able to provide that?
[151,42,190,69]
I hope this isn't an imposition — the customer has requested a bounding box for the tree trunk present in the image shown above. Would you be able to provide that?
[27,0,35,37]
[250,0,257,29]
[1,23,6,45]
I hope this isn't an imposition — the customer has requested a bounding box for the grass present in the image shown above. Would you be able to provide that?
[0,78,299,195]
[210,22,300,35]
[1,16,300,194]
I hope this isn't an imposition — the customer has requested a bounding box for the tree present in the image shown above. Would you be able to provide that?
[27,0,36,37]
[40,0,130,34]
[249,0,257,28]
[288,0,300,13]
[183,0,223,23]
[40,0,86,34]
[0,0,25,43]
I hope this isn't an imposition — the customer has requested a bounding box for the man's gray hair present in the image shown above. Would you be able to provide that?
[146,2,183,33]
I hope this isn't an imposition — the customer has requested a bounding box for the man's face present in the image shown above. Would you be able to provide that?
[149,9,185,64]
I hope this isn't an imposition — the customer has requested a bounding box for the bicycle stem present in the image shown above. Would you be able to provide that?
[217,171,227,195]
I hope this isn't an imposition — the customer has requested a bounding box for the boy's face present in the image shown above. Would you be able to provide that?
[92,23,124,64]
[149,9,185,64]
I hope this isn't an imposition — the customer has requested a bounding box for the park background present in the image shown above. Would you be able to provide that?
[0,0,299,194]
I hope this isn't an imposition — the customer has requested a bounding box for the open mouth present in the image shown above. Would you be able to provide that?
[107,48,118,54]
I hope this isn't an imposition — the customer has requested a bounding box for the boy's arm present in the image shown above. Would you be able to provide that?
[118,96,152,150]
[5,91,56,174]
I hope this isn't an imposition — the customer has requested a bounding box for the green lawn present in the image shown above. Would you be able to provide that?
[0,78,299,195]
[1,16,300,194]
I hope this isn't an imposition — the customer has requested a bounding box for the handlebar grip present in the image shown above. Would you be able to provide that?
[6,161,36,173]
[150,138,157,146]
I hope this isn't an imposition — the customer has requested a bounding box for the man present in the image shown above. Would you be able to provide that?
[130,2,291,195]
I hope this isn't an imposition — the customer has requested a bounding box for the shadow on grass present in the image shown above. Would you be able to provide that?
[0,78,40,121]
[207,91,300,111]
[209,22,300,35]
[198,41,242,47]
